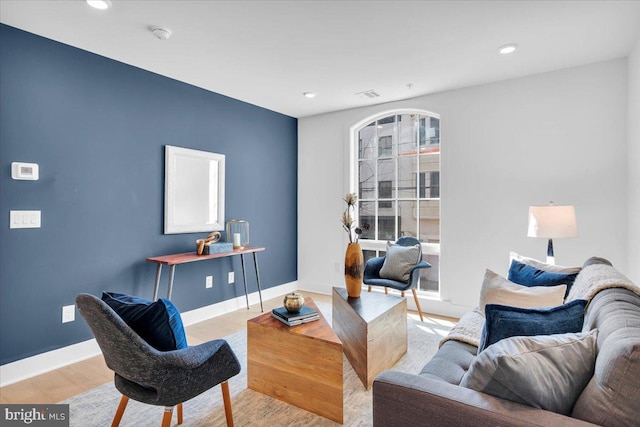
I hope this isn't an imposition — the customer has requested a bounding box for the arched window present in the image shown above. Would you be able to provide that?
[352,111,440,293]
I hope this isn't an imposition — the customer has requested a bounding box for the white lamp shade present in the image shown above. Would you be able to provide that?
[527,205,578,238]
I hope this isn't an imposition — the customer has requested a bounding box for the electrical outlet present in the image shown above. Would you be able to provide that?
[206,275,213,288]
[62,305,75,323]
[228,272,235,284]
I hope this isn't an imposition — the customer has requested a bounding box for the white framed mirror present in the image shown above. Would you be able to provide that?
[164,145,225,234]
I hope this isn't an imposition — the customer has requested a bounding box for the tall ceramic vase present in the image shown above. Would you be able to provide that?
[344,242,364,298]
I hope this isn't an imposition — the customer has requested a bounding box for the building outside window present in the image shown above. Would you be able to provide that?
[355,112,440,293]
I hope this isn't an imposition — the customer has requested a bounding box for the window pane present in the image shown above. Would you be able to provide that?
[419,116,440,149]
[359,160,376,199]
[419,253,439,293]
[377,116,395,157]
[359,122,376,159]
[397,114,417,155]
[398,200,417,238]
[430,117,440,146]
[378,158,395,203]
[378,136,393,157]
[358,201,375,240]
[430,171,440,198]
[363,250,377,264]
[397,155,417,198]
[419,154,439,198]
[378,202,396,241]
[419,200,440,243]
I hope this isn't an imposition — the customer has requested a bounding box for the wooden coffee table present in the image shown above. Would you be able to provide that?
[332,286,407,389]
[247,298,343,423]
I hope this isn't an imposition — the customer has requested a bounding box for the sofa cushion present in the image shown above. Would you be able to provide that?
[479,269,566,314]
[419,340,477,385]
[461,330,598,415]
[380,241,420,282]
[102,291,188,351]
[508,260,578,298]
[571,288,640,426]
[478,299,587,352]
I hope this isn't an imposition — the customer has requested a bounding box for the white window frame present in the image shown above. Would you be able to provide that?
[349,109,441,291]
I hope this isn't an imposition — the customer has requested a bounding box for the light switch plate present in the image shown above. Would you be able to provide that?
[10,210,41,229]
[228,272,235,284]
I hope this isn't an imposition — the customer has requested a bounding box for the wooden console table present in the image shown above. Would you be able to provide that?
[146,246,265,311]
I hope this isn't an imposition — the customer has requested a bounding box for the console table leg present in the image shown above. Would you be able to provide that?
[253,252,264,312]
[153,265,163,301]
[241,254,249,310]
[166,265,176,300]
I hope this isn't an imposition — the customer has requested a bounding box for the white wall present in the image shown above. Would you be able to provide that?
[299,59,629,318]
[628,37,640,284]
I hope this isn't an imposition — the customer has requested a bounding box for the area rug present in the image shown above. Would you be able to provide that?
[63,303,451,426]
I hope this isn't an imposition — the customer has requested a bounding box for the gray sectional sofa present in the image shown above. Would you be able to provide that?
[372,258,640,427]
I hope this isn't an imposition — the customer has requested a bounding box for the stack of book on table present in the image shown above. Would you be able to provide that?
[271,305,319,326]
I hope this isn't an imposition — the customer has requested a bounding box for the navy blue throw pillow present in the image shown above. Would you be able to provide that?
[478,299,587,352]
[102,292,187,351]
[508,260,579,298]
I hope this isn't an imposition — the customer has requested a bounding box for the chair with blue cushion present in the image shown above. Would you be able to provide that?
[76,293,241,427]
[363,236,431,322]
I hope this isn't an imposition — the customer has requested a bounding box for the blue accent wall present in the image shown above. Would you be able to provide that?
[0,24,298,365]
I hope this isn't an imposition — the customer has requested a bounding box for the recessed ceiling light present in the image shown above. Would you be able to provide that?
[151,27,172,40]
[303,92,316,98]
[498,43,519,55]
[86,0,112,10]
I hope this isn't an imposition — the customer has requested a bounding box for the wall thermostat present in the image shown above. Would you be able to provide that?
[11,162,39,180]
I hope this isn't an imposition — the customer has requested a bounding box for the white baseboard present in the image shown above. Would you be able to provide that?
[0,281,298,388]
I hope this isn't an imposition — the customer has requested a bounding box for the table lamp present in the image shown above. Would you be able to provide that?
[527,203,577,264]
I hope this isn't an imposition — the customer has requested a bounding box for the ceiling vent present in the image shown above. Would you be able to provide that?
[356,90,380,99]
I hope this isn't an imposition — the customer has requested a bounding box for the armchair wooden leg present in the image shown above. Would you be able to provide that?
[384,287,388,295]
[111,395,129,427]
[401,291,404,297]
[221,381,234,427]
[368,286,372,292]
[412,289,424,322]
[177,403,183,424]
[161,407,173,427]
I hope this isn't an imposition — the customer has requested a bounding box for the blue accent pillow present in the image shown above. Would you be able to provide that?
[101,292,188,351]
[478,299,587,352]
[508,260,579,298]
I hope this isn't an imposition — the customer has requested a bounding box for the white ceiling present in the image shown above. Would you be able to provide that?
[1,1,639,118]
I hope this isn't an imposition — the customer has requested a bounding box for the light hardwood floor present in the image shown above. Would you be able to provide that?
[0,290,456,404]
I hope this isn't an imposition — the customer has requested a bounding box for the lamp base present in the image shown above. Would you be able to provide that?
[546,238,555,265]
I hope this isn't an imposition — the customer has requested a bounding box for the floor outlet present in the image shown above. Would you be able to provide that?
[62,305,75,323]
[206,276,213,288]
[228,272,235,284]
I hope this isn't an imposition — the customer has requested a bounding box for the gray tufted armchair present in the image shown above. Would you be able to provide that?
[76,293,241,427]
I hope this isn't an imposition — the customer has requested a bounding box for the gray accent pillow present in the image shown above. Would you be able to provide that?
[460,329,598,415]
[379,242,420,282]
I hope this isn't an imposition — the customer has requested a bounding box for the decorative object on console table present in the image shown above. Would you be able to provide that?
[283,292,305,313]
[226,220,249,250]
[342,193,364,297]
[196,231,222,255]
[527,202,577,264]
